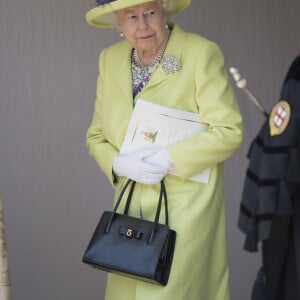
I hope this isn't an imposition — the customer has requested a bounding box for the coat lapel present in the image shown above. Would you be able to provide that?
[146,24,186,89]
[113,24,186,99]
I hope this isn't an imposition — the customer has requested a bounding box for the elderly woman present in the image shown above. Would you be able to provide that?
[85,0,243,299]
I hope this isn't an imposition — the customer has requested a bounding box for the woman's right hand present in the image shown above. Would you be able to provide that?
[112,152,168,184]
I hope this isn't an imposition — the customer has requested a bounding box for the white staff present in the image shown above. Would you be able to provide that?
[229,67,269,118]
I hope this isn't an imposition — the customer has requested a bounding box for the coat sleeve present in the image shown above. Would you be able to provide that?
[86,49,122,187]
[168,41,243,181]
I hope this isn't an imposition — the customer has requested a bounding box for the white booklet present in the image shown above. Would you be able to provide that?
[120,99,211,183]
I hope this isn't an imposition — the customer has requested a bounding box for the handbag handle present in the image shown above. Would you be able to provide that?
[105,180,169,245]
[123,181,168,225]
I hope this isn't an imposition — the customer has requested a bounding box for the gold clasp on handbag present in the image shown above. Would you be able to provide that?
[126,229,133,237]
[118,226,143,239]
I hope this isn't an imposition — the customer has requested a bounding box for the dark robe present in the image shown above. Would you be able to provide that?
[238,55,300,300]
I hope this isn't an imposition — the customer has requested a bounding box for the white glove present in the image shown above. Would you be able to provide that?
[144,148,174,171]
[112,153,167,185]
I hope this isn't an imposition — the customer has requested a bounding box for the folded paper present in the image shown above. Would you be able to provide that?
[120,99,211,183]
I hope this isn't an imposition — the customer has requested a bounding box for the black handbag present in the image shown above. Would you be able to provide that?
[82,179,176,286]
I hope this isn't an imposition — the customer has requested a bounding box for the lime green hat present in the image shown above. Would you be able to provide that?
[86,0,191,28]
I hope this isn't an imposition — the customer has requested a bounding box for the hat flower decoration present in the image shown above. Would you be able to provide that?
[95,0,117,5]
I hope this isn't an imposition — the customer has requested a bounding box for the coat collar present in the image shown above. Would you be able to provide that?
[115,23,186,102]
[147,23,185,88]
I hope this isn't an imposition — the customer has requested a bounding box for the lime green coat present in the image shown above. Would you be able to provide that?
[86,24,243,300]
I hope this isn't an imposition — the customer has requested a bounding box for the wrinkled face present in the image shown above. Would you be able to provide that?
[116,1,167,53]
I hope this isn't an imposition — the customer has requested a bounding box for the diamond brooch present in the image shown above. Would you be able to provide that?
[161,56,181,74]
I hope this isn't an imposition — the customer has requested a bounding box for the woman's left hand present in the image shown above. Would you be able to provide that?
[143,148,174,171]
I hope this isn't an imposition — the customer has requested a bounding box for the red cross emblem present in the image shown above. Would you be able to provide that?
[273,106,287,127]
[269,100,291,136]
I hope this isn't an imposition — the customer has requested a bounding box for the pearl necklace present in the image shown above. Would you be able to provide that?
[133,29,170,68]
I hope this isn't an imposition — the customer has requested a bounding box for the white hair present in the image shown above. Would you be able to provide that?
[160,0,177,17]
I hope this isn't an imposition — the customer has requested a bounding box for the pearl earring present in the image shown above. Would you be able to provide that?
[165,24,169,29]
[120,32,124,37]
